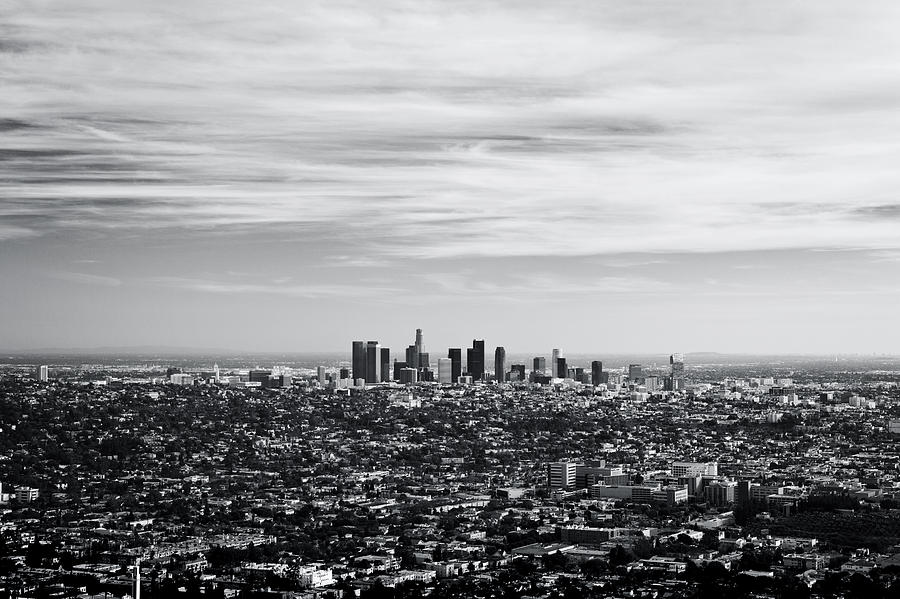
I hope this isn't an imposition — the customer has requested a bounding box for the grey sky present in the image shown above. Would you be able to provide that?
[2,1,900,354]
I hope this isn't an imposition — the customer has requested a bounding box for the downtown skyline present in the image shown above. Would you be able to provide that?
[3,1,900,354]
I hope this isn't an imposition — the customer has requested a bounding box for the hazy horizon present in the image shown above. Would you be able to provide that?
[3,1,900,353]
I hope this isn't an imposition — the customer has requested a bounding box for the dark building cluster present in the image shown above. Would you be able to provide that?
[346,329,685,392]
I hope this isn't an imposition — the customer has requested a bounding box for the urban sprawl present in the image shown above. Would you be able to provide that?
[3,330,900,598]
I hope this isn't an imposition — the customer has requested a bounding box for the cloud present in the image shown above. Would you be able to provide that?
[853,204,900,219]
[2,0,900,262]
[147,276,400,299]
[49,271,122,287]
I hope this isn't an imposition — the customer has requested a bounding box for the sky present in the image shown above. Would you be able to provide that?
[2,0,900,355]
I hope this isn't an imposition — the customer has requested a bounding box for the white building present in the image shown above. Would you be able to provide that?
[547,462,577,489]
[672,461,718,477]
[16,487,39,502]
[297,564,334,588]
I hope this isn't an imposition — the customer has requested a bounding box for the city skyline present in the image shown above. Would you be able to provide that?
[4,1,900,354]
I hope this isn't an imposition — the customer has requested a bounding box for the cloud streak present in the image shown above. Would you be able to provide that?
[1,0,900,261]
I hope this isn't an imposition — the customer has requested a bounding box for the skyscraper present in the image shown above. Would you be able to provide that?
[556,357,567,379]
[415,328,423,357]
[669,353,685,390]
[213,363,220,383]
[591,361,603,386]
[36,365,48,382]
[380,347,391,382]
[551,349,562,377]
[437,358,452,383]
[533,356,546,375]
[494,346,506,383]
[448,348,462,382]
[352,341,366,382]
[366,341,381,383]
[317,366,326,384]
[467,339,485,381]
[405,345,419,371]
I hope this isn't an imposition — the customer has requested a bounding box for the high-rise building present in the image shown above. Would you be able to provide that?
[317,366,326,384]
[365,341,381,383]
[437,358,453,384]
[448,348,462,382]
[352,341,366,382]
[418,352,430,370]
[510,364,526,382]
[467,339,485,381]
[533,356,546,375]
[340,367,350,380]
[415,328,424,356]
[547,462,578,490]
[591,361,603,386]
[213,363,220,383]
[551,349,562,377]
[392,361,407,382]
[399,367,418,384]
[36,365,49,382]
[669,353,685,391]
[380,348,391,382]
[494,346,506,382]
[556,357,567,379]
[405,345,419,371]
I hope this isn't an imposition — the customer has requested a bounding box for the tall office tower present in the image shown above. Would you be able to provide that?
[551,349,562,377]
[365,341,381,383]
[36,365,48,382]
[352,341,366,382]
[317,366,326,384]
[339,367,350,380]
[448,348,462,382]
[494,346,506,382]
[437,358,452,383]
[380,348,391,382]
[213,363,220,383]
[591,361,603,385]
[392,360,407,382]
[399,367,418,384]
[628,364,643,381]
[467,339,485,381]
[556,357,567,379]
[670,353,685,390]
[510,364,526,382]
[547,462,578,490]
[533,356,546,375]
[415,328,424,356]
[405,345,419,370]
[418,352,430,370]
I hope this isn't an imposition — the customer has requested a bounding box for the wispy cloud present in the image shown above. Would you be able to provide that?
[147,276,399,299]
[49,271,122,287]
[2,0,900,261]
